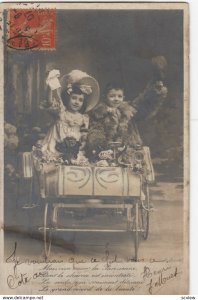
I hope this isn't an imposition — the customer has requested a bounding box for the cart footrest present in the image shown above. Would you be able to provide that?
[39,227,128,232]
[39,227,145,233]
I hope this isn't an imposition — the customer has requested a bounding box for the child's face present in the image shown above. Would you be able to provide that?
[106,89,124,108]
[68,93,84,112]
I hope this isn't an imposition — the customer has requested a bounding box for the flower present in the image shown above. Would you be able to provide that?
[6,134,19,150]
[4,122,17,135]
[66,83,92,96]
[5,163,16,177]
[98,149,113,160]
[4,122,19,150]
[79,85,92,95]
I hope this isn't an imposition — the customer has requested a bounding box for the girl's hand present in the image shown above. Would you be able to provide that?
[46,69,61,91]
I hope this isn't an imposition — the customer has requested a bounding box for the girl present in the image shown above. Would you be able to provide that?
[36,69,100,164]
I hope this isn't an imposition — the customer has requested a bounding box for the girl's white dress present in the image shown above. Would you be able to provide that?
[41,105,89,158]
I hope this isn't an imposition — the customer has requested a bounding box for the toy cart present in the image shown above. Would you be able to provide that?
[18,145,154,261]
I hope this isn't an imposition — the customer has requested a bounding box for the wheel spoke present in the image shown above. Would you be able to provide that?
[44,203,52,259]
[141,182,150,240]
[134,202,139,261]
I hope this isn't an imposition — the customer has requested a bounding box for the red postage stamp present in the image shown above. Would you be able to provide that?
[7,9,56,50]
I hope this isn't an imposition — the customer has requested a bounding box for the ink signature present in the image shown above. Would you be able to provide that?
[146,267,179,295]
[6,242,46,289]
[141,266,152,281]
[6,242,31,289]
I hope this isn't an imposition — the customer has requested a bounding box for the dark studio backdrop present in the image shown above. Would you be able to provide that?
[4,9,183,181]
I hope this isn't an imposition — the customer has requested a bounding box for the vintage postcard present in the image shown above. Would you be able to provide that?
[0,2,189,295]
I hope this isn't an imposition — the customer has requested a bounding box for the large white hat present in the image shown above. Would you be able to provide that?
[60,70,100,112]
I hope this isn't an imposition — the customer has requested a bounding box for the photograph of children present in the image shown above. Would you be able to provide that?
[1,3,188,295]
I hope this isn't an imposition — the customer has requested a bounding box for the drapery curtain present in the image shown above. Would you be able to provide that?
[5,56,47,126]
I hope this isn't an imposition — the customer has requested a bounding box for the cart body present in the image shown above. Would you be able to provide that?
[18,149,153,260]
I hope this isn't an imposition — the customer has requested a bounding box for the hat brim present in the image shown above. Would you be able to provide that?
[60,74,100,113]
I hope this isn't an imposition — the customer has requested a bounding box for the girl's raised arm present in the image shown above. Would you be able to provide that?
[40,69,65,116]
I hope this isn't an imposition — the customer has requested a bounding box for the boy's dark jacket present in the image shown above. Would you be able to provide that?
[86,101,142,158]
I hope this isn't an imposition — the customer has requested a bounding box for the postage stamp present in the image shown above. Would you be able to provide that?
[7,9,56,50]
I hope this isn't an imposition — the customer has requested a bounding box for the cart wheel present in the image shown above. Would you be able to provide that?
[44,202,52,259]
[141,182,150,240]
[134,202,139,261]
